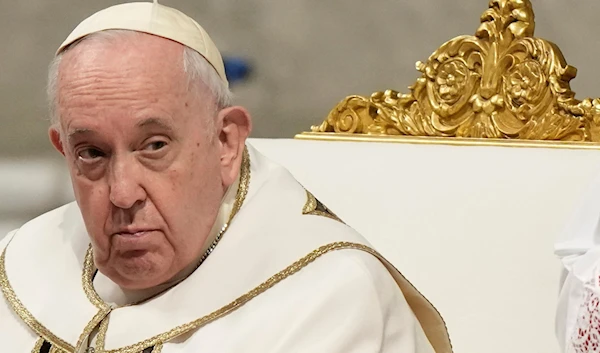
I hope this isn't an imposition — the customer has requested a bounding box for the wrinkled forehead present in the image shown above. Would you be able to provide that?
[58,33,189,96]
[63,32,184,71]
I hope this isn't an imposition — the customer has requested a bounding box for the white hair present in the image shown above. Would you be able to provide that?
[47,30,233,133]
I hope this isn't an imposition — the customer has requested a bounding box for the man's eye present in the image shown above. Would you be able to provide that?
[145,141,167,151]
[78,148,105,161]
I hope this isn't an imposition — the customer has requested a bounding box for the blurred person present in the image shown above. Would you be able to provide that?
[0,2,451,352]
[556,171,600,353]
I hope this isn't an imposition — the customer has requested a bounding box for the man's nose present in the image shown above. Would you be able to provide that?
[108,157,147,209]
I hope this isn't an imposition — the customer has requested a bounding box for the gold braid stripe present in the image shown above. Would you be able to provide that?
[82,245,110,311]
[74,306,111,350]
[101,241,387,353]
[228,147,251,224]
[95,315,111,351]
[0,249,75,353]
[30,338,44,353]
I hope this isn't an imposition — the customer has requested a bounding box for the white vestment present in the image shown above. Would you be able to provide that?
[556,171,600,353]
[0,144,451,353]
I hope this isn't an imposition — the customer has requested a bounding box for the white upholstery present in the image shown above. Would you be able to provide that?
[247,138,600,353]
[2,138,600,353]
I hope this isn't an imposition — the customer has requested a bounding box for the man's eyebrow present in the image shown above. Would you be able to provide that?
[67,128,95,142]
[66,118,174,143]
[136,117,175,132]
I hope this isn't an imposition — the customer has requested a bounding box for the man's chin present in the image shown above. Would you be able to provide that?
[113,271,170,291]
[110,253,171,290]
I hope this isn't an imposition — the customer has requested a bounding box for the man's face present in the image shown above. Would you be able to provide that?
[53,34,226,290]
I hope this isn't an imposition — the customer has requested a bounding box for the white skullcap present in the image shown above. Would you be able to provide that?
[57,1,228,87]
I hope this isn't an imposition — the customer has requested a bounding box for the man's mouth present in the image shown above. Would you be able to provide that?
[113,228,159,237]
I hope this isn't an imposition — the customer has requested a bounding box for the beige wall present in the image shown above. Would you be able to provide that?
[0,0,597,158]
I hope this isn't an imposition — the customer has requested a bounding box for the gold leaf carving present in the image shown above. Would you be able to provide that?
[308,0,600,142]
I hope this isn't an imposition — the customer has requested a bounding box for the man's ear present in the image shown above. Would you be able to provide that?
[49,127,66,156]
[217,106,252,187]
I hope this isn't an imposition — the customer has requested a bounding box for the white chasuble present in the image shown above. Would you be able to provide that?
[0,144,451,353]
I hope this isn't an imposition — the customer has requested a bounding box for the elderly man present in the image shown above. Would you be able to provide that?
[0,2,451,352]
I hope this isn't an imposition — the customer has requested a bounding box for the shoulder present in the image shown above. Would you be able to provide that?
[325,248,396,288]
[287,247,404,313]
[239,247,426,352]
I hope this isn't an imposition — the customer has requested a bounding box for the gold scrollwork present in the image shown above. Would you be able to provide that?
[307,0,600,143]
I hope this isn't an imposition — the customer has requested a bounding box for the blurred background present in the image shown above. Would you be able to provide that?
[0,0,598,230]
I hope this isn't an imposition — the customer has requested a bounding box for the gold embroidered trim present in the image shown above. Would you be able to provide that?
[101,242,392,352]
[31,338,44,353]
[77,246,112,352]
[82,246,110,311]
[152,343,163,353]
[302,190,343,223]
[228,147,251,224]
[95,315,111,351]
[0,249,75,353]
[75,307,111,351]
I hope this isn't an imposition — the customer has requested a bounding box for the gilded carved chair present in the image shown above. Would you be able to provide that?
[250,1,600,353]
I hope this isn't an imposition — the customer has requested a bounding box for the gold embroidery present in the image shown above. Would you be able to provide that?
[302,190,344,223]
[74,307,111,352]
[228,147,251,224]
[95,315,111,351]
[31,338,44,353]
[73,245,112,352]
[0,250,75,353]
[82,247,110,311]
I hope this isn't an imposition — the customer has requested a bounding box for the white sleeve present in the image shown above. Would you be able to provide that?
[265,250,434,353]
